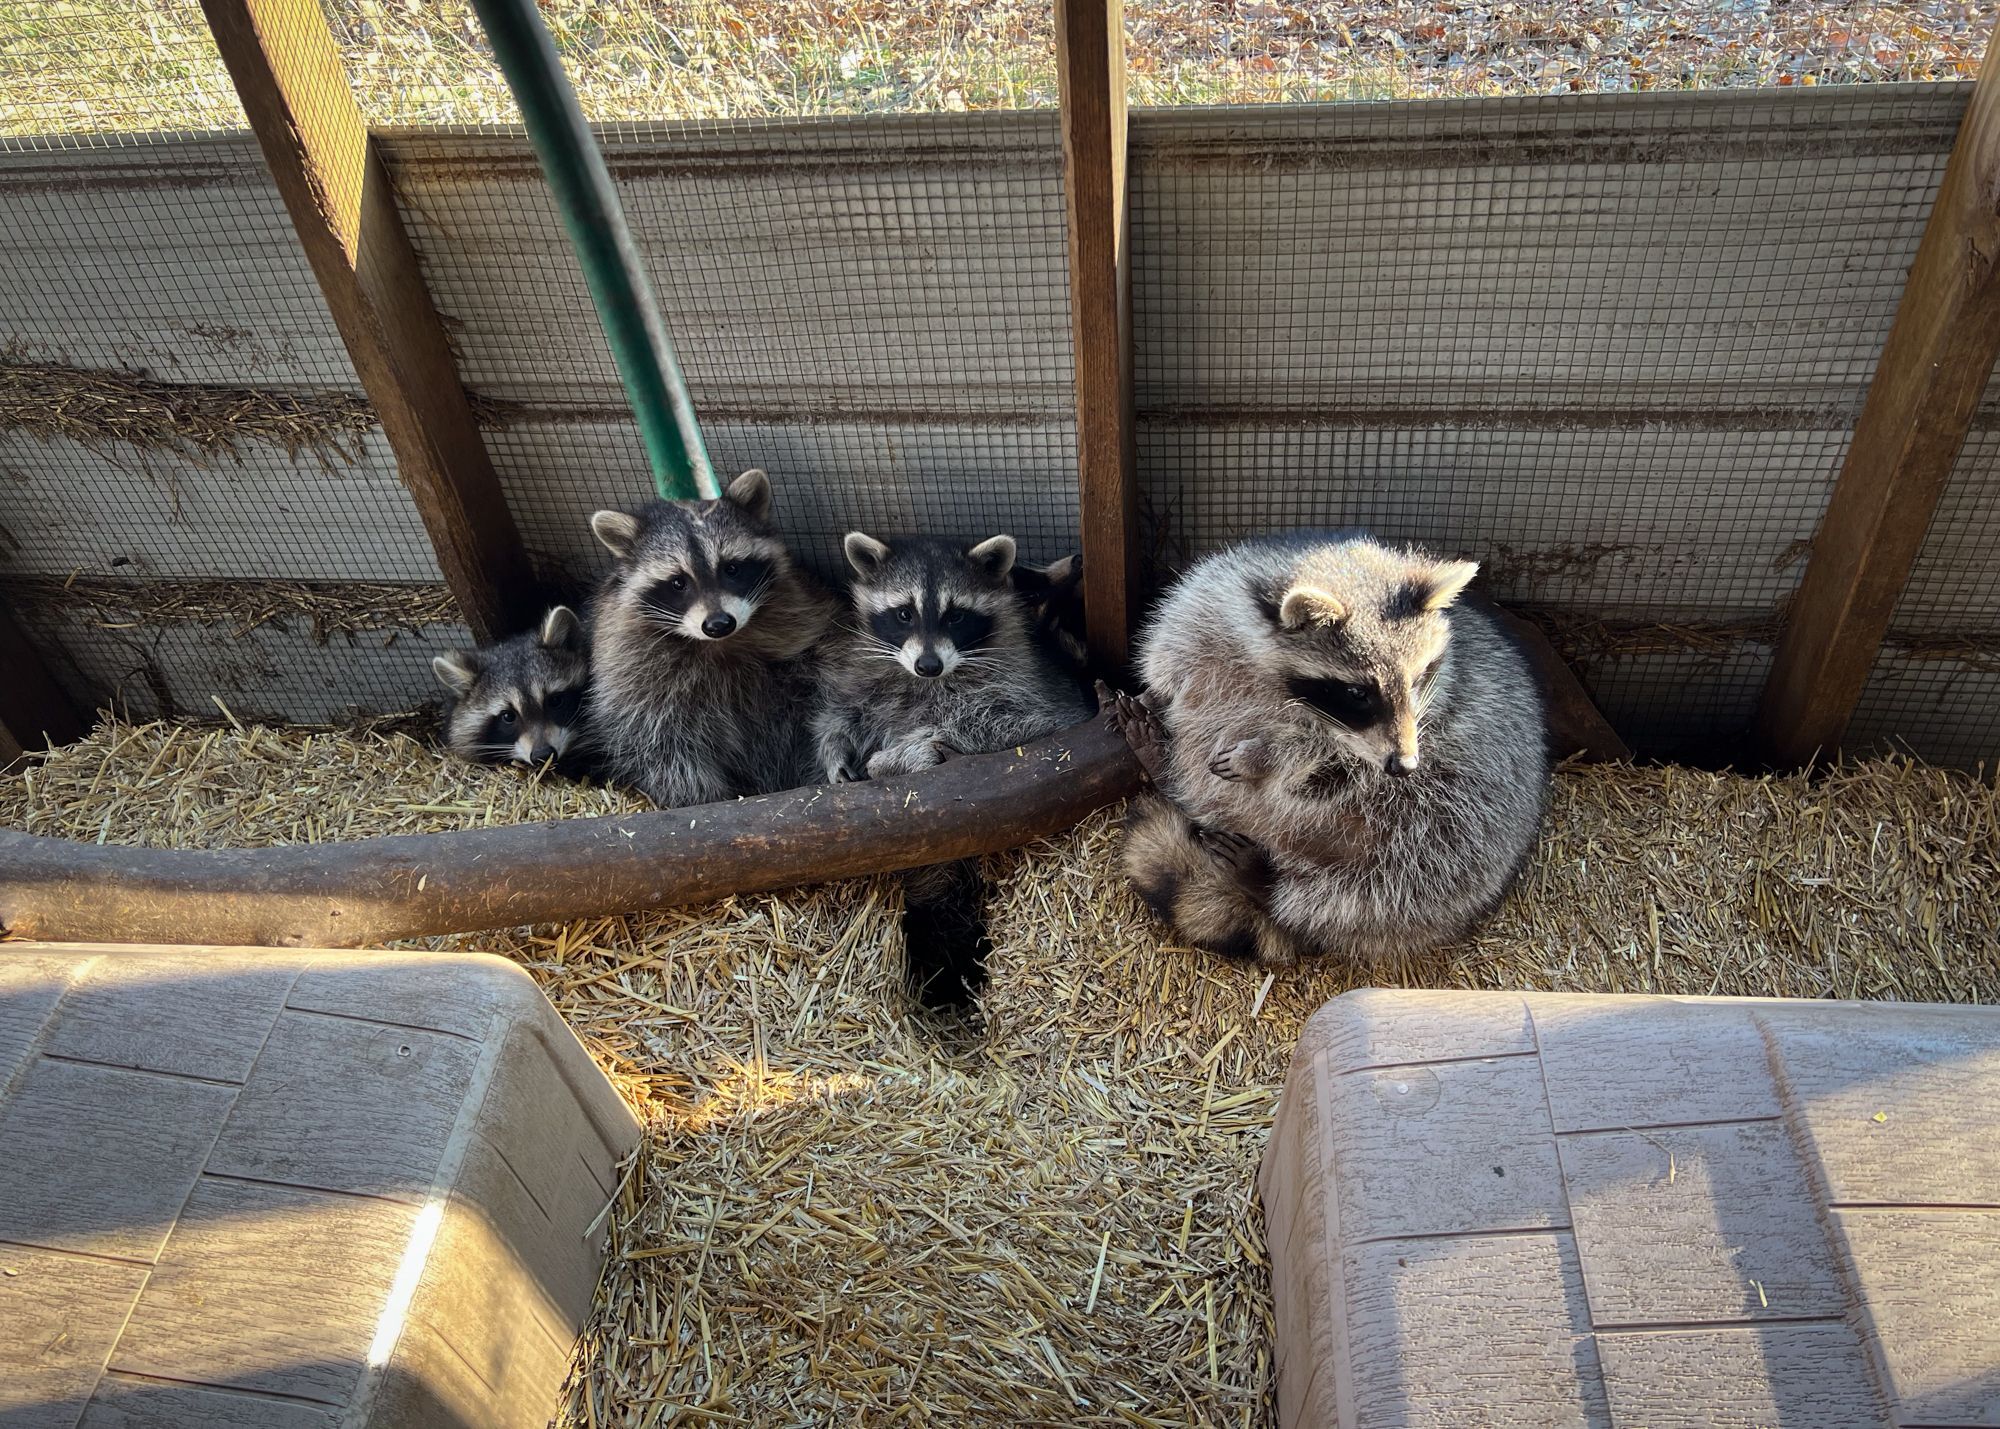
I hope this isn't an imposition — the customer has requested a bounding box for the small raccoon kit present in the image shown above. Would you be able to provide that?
[812,531,1096,782]
[1125,531,1551,966]
[433,605,589,768]
[585,469,840,809]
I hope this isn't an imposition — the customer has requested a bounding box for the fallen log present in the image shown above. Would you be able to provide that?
[0,710,1143,949]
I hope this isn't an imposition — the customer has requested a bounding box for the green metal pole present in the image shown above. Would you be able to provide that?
[468,0,718,501]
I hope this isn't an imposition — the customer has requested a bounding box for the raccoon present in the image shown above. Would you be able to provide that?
[814,532,1097,1008]
[813,533,1096,783]
[1012,552,1090,674]
[432,605,591,770]
[586,469,838,808]
[1123,531,1550,965]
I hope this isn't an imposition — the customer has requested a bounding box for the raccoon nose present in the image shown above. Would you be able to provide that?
[914,651,945,678]
[701,611,737,639]
[1387,753,1419,777]
[529,743,557,765]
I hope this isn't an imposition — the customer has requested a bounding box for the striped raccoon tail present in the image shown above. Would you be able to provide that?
[1120,797,1301,966]
[901,857,990,1007]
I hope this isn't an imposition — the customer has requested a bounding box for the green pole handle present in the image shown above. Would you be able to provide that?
[468,0,718,501]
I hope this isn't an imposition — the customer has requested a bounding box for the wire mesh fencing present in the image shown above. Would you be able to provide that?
[1,0,1997,767]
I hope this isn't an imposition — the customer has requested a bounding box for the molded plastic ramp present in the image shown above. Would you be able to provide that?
[1260,989,2000,1429]
[0,943,640,1429]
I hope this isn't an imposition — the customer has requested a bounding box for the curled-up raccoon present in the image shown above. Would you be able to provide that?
[1012,552,1089,674]
[432,605,591,772]
[1123,531,1549,966]
[814,531,1095,1005]
[587,469,838,808]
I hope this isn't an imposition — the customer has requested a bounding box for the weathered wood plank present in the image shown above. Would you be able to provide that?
[1325,1056,1570,1242]
[43,948,297,1083]
[110,1175,420,1405]
[1056,0,1137,669]
[0,430,442,583]
[1755,26,2000,764]
[0,594,87,767]
[198,0,539,642]
[1763,1014,2000,1207]
[207,1010,480,1202]
[0,1058,238,1262]
[0,709,1142,947]
[1558,1122,1846,1325]
[0,1246,151,1428]
[12,603,471,728]
[1531,997,1781,1133]
[0,953,78,1097]
[81,1375,341,1429]
[1341,1232,1609,1426]
[1295,988,1538,1077]
[1595,1323,1888,1429]
[1830,1209,2000,1427]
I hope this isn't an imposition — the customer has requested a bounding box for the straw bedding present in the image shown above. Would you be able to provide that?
[4,721,1998,1425]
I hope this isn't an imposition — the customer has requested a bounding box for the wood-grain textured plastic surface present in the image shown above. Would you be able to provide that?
[0,942,640,1429]
[1259,989,2000,1428]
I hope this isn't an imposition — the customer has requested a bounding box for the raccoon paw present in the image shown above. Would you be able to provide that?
[1107,690,1168,782]
[1207,736,1273,782]
[1194,825,1264,874]
[866,736,951,779]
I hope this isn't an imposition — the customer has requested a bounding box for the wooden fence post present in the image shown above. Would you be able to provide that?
[0,598,88,768]
[199,0,539,644]
[1754,28,2000,766]
[1055,0,1138,671]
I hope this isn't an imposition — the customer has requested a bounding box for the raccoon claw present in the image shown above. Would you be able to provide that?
[1107,690,1168,782]
[1195,825,1263,872]
[1207,737,1272,783]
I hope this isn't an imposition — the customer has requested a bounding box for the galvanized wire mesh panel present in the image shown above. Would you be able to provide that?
[1845,421,2000,771]
[382,113,1079,593]
[0,2,460,723]
[1129,86,1965,762]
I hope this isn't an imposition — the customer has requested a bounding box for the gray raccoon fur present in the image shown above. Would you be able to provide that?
[1124,531,1549,965]
[433,605,592,772]
[812,533,1096,783]
[586,470,839,807]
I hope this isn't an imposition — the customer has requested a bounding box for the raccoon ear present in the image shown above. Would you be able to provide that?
[844,531,891,577]
[538,605,583,651]
[431,651,481,696]
[590,509,642,560]
[967,534,1017,580]
[1278,584,1348,630]
[725,468,773,522]
[1414,560,1480,612]
[1044,553,1080,587]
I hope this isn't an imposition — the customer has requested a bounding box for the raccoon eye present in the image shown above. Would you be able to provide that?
[498,709,518,726]
[944,608,964,626]
[722,560,741,577]
[1345,683,1370,702]
[896,605,915,624]
[546,688,583,722]
[668,575,689,592]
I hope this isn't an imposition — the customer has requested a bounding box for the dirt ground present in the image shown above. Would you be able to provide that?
[3,0,1992,138]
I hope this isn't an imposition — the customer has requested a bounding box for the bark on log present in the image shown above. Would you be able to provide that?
[0,712,1142,949]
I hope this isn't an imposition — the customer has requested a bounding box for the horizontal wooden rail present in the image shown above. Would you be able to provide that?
[0,713,1142,948]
